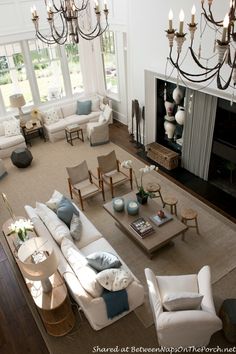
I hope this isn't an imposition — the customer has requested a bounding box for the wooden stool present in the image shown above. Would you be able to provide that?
[163,197,178,215]
[65,124,84,146]
[181,208,199,240]
[146,182,164,206]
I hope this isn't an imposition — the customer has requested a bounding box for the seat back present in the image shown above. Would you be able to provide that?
[97,150,117,174]
[66,160,89,185]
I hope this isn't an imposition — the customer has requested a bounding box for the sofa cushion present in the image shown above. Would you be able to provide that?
[91,97,100,112]
[0,134,25,149]
[3,119,21,137]
[57,196,80,226]
[96,268,134,291]
[36,202,72,245]
[44,118,68,134]
[76,100,92,115]
[70,213,82,241]
[43,109,61,125]
[163,292,203,311]
[46,190,64,211]
[86,252,122,272]
[61,238,103,298]
[61,102,77,117]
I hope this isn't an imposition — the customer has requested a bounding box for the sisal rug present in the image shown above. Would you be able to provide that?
[0,138,236,352]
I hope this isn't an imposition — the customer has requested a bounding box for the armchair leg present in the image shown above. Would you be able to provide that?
[68,178,73,199]
[130,169,133,190]
[78,190,84,211]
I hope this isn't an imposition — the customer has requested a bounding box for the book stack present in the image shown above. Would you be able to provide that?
[130,217,154,238]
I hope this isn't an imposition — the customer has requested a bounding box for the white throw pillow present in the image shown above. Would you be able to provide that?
[3,119,20,137]
[96,268,134,291]
[46,190,64,211]
[91,97,100,112]
[70,213,82,241]
[163,292,203,311]
[103,105,112,121]
[98,114,106,124]
[43,109,60,125]
[61,238,103,298]
[35,202,72,245]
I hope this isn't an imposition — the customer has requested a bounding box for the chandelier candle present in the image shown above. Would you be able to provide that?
[191,5,196,26]
[168,9,173,32]
[179,10,185,35]
[221,15,229,43]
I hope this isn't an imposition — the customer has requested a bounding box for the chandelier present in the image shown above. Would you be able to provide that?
[31,0,109,45]
[166,0,236,91]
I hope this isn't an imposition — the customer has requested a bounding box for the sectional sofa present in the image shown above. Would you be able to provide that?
[42,95,112,143]
[0,117,26,158]
[25,196,144,330]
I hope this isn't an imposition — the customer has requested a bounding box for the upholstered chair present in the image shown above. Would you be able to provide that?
[97,150,133,198]
[66,160,105,210]
[87,104,112,146]
[144,266,222,348]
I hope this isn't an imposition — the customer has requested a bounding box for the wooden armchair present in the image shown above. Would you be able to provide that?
[97,150,133,198]
[66,160,105,210]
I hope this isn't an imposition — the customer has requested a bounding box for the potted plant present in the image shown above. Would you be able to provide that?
[121,160,157,204]
[8,218,34,243]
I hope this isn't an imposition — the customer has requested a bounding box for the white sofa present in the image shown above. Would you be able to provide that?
[0,117,26,158]
[25,202,144,330]
[145,266,222,348]
[42,95,112,143]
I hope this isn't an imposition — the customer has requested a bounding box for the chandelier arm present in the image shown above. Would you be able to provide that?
[36,31,57,45]
[78,18,108,38]
[51,0,63,13]
[217,65,235,90]
[73,0,89,11]
[79,25,108,40]
[189,47,220,71]
[180,69,221,84]
[201,3,222,26]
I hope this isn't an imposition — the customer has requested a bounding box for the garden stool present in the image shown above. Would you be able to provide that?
[11,148,33,168]
[181,208,199,240]
[220,299,236,343]
[146,182,164,206]
[163,196,178,215]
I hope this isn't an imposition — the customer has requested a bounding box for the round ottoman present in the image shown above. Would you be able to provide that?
[11,148,33,168]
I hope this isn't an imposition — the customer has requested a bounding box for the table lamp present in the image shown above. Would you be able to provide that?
[9,93,26,126]
[18,238,58,293]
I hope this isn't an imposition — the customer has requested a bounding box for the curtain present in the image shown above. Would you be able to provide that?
[182,89,217,181]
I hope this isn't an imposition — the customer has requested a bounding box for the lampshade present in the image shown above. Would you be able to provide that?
[9,93,26,108]
[18,238,58,288]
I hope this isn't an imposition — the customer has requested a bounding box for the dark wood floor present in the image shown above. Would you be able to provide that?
[110,120,236,223]
[0,121,234,354]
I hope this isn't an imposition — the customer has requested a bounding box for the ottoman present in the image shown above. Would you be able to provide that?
[220,299,236,343]
[11,148,33,168]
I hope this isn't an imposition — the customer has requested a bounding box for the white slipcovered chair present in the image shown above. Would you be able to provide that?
[87,104,112,146]
[144,266,222,348]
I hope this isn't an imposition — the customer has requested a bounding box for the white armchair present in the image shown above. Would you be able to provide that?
[87,104,112,146]
[144,266,222,348]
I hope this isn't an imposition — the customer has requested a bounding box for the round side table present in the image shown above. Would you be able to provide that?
[146,182,164,206]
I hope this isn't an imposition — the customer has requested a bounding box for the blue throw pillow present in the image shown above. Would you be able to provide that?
[76,100,92,115]
[86,252,122,271]
[57,196,79,226]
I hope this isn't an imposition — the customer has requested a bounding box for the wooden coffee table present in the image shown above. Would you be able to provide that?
[103,192,187,258]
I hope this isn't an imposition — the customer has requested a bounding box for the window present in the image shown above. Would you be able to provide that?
[65,43,84,94]
[28,40,65,103]
[0,43,32,109]
[101,31,119,95]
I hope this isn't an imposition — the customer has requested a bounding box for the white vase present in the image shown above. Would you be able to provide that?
[175,106,186,125]
[173,86,183,104]
[164,121,176,139]
[164,101,175,117]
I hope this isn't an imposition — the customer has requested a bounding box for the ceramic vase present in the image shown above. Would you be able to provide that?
[164,101,175,117]
[172,86,183,104]
[175,106,186,125]
[164,121,176,139]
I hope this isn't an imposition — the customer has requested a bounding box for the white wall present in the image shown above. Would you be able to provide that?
[127,0,234,112]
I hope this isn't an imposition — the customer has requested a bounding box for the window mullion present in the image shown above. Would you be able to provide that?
[60,46,73,98]
[21,41,40,106]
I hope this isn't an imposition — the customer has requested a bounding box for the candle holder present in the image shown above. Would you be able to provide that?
[166,31,175,47]
[188,24,197,43]
[127,200,139,216]
[112,198,125,212]
[175,34,186,54]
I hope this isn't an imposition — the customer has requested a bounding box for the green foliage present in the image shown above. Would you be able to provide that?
[0,56,8,71]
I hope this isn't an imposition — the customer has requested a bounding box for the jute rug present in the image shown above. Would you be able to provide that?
[0,138,235,353]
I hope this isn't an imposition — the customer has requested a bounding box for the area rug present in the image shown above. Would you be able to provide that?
[0,138,235,352]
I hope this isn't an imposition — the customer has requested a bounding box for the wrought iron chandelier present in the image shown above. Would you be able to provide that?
[166,0,236,91]
[31,0,109,45]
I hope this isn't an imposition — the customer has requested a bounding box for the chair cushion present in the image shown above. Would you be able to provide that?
[163,292,203,311]
[76,100,92,115]
[157,274,199,301]
[42,109,61,125]
[86,252,122,271]
[57,196,80,226]
[73,179,99,197]
[96,268,134,291]
[103,171,128,185]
